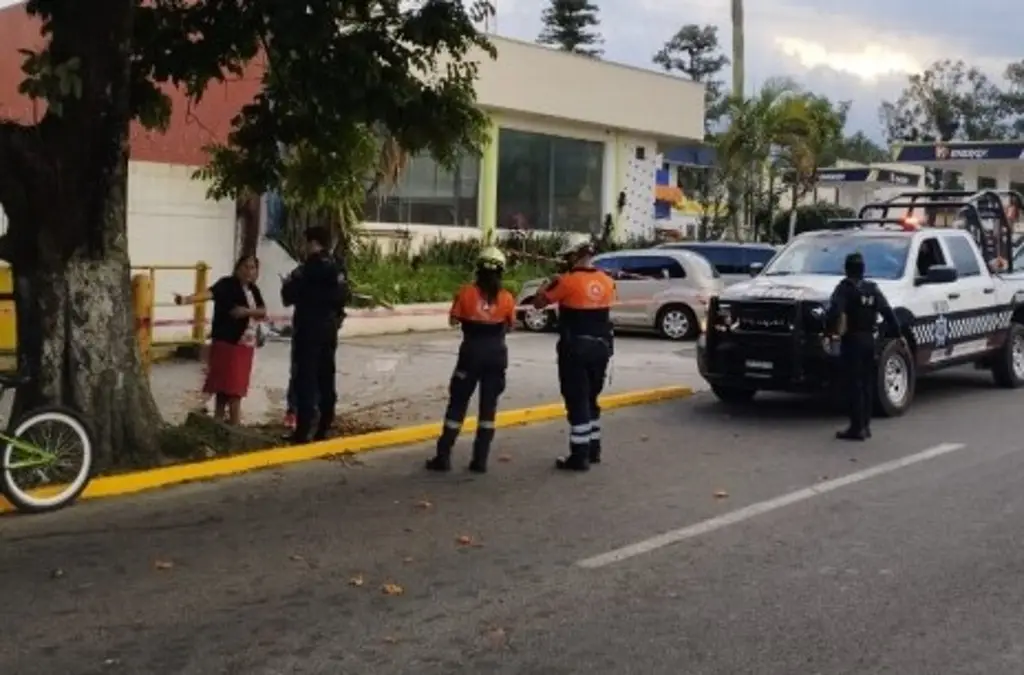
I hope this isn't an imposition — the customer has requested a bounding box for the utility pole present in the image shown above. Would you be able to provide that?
[731,0,744,99]
[728,0,745,240]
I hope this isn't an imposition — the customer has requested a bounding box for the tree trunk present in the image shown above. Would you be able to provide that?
[12,246,163,470]
[0,0,164,470]
[8,156,163,470]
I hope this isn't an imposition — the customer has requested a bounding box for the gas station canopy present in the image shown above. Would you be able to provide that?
[815,166,922,189]
[891,141,1024,192]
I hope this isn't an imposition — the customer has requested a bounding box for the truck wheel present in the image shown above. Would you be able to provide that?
[992,322,1024,388]
[711,384,757,405]
[875,339,915,417]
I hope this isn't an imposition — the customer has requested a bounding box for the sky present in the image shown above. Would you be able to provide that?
[0,0,1019,141]
[488,0,1024,140]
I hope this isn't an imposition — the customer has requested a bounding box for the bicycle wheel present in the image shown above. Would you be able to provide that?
[1,405,94,514]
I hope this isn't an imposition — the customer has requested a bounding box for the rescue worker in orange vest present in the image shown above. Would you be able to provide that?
[533,240,616,472]
[426,247,517,474]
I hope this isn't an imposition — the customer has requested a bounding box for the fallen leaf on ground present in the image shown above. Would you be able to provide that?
[289,554,305,562]
[349,575,365,587]
[415,500,433,510]
[382,636,398,644]
[640,434,649,442]
[456,535,474,546]
[713,490,729,499]
[483,627,508,649]
[402,557,414,564]
[50,568,65,580]
[154,560,174,571]
[497,454,512,463]
[381,583,404,596]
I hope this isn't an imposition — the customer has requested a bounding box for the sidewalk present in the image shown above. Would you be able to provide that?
[150,331,706,428]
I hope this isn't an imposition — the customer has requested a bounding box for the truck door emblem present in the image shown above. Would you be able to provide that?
[933,314,949,348]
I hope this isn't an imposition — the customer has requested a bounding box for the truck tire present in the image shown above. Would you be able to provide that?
[711,384,757,405]
[874,339,915,417]
[992,322,1024,388]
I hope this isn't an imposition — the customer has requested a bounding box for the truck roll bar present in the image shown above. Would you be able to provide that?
[857,189,1014,273]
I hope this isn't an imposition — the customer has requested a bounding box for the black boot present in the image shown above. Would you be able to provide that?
[835,428,866,441]
[426,427,459,472]
[468,428,494,473]
[589,440,602,465]
[555,453,590,472]
[312,408,332,441]
[425,454,452,472]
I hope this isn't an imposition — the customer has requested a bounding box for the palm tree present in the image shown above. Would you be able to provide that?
[717,80,843,240]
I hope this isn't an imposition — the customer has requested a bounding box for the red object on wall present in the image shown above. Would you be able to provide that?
[0,2,262,167]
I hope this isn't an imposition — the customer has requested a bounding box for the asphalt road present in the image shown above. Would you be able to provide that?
[3,367,1024,674]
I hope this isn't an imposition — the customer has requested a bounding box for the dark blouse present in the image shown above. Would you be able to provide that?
[209,275,266,344]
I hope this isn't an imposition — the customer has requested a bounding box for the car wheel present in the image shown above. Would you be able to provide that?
[992,322,1024,388]
[711,384,757,404]
[874,338,915,417]
[521,299,553,332]
[656,304,698,341]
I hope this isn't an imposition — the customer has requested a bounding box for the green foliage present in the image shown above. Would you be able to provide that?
[347,231,664,304]
[652,24,730,131]
[770,203,855,243]
[537,0,602,57]
[879,59,1009,144]
[20,0,496,207]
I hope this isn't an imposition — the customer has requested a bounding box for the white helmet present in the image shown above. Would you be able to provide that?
[557,238,595,259]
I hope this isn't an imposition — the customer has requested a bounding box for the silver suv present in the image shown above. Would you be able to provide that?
[515,249,723,340]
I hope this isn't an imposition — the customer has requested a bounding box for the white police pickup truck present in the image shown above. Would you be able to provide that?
[697,223,1024,416]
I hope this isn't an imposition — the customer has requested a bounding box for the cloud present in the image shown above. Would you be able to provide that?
[489,0,1023,140]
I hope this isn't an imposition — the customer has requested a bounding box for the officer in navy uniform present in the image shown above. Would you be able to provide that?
[826,252,901,441]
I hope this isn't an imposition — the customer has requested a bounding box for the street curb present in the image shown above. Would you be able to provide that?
[1,386,693,513]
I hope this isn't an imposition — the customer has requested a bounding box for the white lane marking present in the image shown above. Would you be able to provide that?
[576,442,966,569]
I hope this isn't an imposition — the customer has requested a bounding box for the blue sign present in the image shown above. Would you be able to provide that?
[816,169,870,183]
[894,142,1024,162]
[814,168,920,186]
[662,145,716,167]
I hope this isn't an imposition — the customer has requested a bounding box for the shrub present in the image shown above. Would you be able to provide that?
[346,229,667,305]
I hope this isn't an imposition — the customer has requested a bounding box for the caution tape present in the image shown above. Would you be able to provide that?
[143,298,695,328]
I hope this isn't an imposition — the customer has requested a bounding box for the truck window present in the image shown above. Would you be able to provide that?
[703,246,746,275]
[942,235,982,277]
[915,237,947,277]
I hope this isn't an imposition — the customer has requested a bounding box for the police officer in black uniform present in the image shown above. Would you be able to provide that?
[281,226,349,444]
[826,252,901,441]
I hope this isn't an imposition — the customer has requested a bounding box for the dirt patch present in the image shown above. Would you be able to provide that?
[154,412,390,465]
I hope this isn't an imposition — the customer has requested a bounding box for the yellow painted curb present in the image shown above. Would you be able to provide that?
[1,385,692,513]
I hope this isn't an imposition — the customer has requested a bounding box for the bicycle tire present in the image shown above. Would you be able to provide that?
[1,405,95,514]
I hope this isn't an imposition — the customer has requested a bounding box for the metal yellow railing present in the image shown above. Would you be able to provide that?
[0,262,210,373]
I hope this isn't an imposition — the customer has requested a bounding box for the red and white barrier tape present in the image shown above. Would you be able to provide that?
[142,298,694,328]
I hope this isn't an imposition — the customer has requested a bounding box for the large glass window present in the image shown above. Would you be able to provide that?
[496,129,603,233]
[363,154,479,227]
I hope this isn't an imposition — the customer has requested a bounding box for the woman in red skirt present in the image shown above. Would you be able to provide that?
[175,255,266,424]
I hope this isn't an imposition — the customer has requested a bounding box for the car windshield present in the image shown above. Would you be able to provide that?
[763,235,910,280]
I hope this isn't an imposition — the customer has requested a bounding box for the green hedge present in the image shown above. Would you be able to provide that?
[348,231,661,305]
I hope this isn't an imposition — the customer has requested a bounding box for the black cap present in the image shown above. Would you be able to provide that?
[304,226,331,249]
[845,252,865,278]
